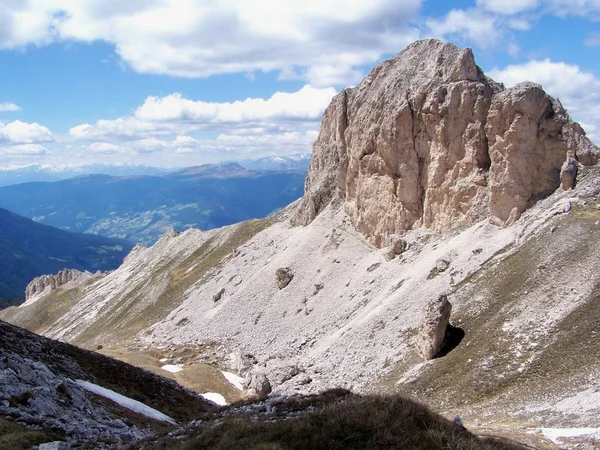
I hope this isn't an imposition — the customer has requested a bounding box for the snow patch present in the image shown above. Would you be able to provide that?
[161,364,183,373]
[75,379,176,425]
[200,392,228,406]
[221,371,245,391]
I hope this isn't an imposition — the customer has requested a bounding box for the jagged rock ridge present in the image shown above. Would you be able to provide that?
[25,269,98,301]
[295,39,599,246]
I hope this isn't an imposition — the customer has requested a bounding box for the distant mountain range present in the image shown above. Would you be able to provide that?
[0,208,132,305]
[0,154,311,186]
[0,162,307,246]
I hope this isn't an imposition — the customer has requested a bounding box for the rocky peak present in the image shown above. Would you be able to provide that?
[25,269,94,301]
[294,39,599,247]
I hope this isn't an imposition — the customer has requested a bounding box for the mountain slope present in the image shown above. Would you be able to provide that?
[3,40,600,448]
[0,208,132,305]
[0,163,305,245]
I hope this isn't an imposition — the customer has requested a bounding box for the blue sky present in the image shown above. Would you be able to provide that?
[0,0,598,168]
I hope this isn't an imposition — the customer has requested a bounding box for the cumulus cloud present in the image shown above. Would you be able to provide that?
[0,102,20,112]
[426,9,500,47]
[135,85,336,124]
[489,60,600,141]
[71,85,335,142]
[0,0,421,86]
[0,120,54,144]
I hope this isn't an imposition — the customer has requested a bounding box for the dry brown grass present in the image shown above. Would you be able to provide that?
[137,392,529,450]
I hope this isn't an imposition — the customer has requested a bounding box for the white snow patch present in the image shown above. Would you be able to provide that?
[161,364,183,373]
[75,379,176,425]
[541,427,600,444]
[221,371,245,391]
[159,358,169,362]
[200,392,228,406]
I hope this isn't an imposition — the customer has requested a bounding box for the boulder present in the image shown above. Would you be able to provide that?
[244,372,272,401]
[275,268,294,289]
[560,155,578,190]
[416,294,452,360]
[212,288,225,302]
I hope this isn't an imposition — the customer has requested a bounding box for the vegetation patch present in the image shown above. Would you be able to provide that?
[137,392,527,450]
[0,417,63,450]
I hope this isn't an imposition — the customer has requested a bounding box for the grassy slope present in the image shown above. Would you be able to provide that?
[136,391,528,450]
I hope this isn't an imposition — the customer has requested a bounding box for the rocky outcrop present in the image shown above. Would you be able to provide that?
[294,39,599,246]
[25,269,94,300]
[275,267,294,289]
[416,294,452,360]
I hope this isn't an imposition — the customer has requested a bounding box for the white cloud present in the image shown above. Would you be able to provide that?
[0,0,421,86]
[0,102,20,112]
[0,120,54,144]
[426,9,500,47]
[1,144,47,155]
[489,60,600,142]
[476,0,539,15]
[135,85,336,124]
[71,85,336,142]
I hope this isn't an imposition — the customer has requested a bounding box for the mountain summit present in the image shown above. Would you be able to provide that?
[296,39,598,246]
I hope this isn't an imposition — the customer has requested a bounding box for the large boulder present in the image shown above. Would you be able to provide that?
[416,294,452,360]
[244,372,272,401]
[294,39,599,246]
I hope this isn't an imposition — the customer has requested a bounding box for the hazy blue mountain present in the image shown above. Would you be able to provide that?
[0,163,306,246]
[0,164,166,187]
[0,208,133,305]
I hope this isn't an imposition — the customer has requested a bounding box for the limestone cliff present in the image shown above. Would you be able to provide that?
[25,268,95,300]
[295,39,599,246]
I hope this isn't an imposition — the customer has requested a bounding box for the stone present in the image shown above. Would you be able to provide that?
[560,154,578,190]
[39,442,70,450]
[293,39,599,246]
[416,294,452,360]
[436,259,450,272]
[244,372,271,400]
[275,267,294,289]
[390,235,407,255]
[212,288,225,302]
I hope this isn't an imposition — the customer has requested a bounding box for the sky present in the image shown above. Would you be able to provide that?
[0,0,599,168]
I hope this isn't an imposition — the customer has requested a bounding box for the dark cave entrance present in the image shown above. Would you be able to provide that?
[435,324,465,358]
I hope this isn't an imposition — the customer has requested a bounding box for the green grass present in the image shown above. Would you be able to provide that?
[138,392,528,450]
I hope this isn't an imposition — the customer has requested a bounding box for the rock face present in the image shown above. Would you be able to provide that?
[25,269,93,300]
[416,294,452,360]
[294,39,599,246]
